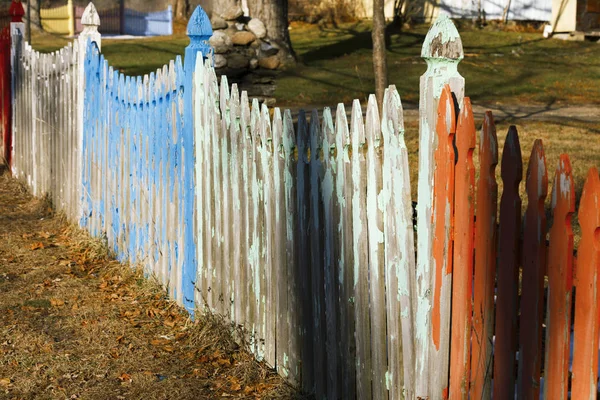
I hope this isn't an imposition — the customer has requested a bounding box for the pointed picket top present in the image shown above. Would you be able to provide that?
[578,168,600,250]
[261,103,272,150]
[571,167,600,400]
[283,109,295,158]
[501,126,523,187]
[335,103,350,154]
[526,140,549,209]
[421,14,463,61]
[9,0,25,22]
[187,6,212,38]
[220,75,231,128]
[81,3,100,28]
[240,91,251,138]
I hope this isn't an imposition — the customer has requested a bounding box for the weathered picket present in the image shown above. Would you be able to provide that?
[9,3,97,221]
[5,3,600,399]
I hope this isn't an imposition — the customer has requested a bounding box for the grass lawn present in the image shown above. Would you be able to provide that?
[31,20,600,108]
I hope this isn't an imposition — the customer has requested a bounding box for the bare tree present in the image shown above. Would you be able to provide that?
[170,0,189,20]
[372,0,387,111]
[248,0,296,64]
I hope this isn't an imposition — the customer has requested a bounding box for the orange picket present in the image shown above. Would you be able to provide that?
[571,168,600,399]
[492,126,523,400]
[449,98,476,399]
[431,84,456,397]
[517,140,548,400]
[469,111,498,400]
[544,155,575,399]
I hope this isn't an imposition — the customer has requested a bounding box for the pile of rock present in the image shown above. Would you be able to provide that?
[209,6,282,75]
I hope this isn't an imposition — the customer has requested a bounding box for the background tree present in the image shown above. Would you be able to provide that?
[372,0,387,111]
[170,0,189,20]
[247,0,296,64]
[25,0,41,42]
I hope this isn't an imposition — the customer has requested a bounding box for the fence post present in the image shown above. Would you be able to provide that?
[416,15,464,399]
[184,6,212,316]
[10,2,25,176]
[77,3,100,225]
[5,0,24,168]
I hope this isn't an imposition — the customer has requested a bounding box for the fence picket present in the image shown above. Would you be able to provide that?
[229,84,243,322]
[282,109,300,385]
[261,103,276,366]
[571,168,600,399]
[543,154,575,399]
[382,85,414,399]
[308,108,326,398]
[240,91,253,340]
[365,94,387,400]
[493,126,523,400]
[431,85,456,399]
[351,99,372,400]
[219,76,232,318]
[272,107,288,376]
[321,106,340,399]
[470,111,498,400]
[449,97,476,400]
[250,98,263,358]
[296,109,313,393]
[518,139,548,400]
[336,103,356,400]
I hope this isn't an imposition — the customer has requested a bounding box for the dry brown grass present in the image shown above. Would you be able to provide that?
[0,168,302,400]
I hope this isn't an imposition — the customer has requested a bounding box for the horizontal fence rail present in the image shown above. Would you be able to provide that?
[2,2,600,399]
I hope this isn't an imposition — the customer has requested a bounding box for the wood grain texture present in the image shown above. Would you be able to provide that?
[296,109,314,393]
[543,154,575,400]
[431,84,456,399]
[470,111,498,400]
[449,97,475,400]
[321,106,340,399]
[518,139,548,400]
[309,109,326,399]
[571,168,600,400]
[365,94,387,400]
[492,126,523,400]
[336,103,357,400]
[350,99,372,400]
[382,85,415,399]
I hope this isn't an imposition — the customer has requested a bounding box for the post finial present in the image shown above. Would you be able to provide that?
[187,6,212,38]
[421,14,463,61]
[81,3,100,29]
[9,0,25,23]
[186,6,213,61]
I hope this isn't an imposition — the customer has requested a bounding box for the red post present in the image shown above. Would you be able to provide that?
[571,168,600,399]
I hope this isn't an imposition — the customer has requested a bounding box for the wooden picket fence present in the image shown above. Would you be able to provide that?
[2,2,600,399]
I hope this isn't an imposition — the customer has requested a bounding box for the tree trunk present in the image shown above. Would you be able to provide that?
[372,0,387,111]
[248,0,296,64]
[211,0,241,19]
[170,0,189,20]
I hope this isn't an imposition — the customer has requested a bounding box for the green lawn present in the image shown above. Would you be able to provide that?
[31,20,600,108]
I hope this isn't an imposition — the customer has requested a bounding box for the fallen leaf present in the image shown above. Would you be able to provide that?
[38,231,52,239]
[0,378,11,387]
[118,373,132,382]
[50,298,65,307]
[30,242,45,251]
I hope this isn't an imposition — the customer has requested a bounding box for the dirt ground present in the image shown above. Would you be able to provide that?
[0,167,301,400]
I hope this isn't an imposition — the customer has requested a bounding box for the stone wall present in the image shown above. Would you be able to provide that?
[209,5,281,74]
